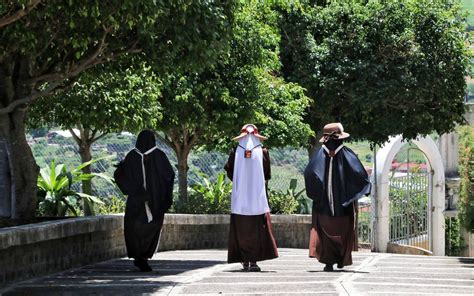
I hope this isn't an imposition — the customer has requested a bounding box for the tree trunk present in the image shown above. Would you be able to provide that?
[0,109,39,219]
[69,126,97,216]
[176,147,191,203]
[79,140,95,215]
[79,142,93,195]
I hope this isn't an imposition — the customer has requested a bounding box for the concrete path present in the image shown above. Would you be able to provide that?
[1,248,472,295]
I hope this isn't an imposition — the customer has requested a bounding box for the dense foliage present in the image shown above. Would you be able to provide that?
[173,172,232,214]
[268,189,299,214]
[445,217,464,256]
[0,0,236,218]
[458,126,474,232]
[28,62,161,136]
[157,2,311,201]
[277,0,470,146]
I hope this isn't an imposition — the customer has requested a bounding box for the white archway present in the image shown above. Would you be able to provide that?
[372,135,445,255]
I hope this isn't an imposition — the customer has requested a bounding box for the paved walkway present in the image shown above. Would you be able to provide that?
[1,249,473,295]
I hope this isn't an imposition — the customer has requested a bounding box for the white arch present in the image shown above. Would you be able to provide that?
[372,135,445,255]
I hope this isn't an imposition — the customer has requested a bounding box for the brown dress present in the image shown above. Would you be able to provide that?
[309,203,357,266]
[224,147,279,263]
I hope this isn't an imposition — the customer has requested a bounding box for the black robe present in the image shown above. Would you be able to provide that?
[114,131,175,259]
[304,144,370,266]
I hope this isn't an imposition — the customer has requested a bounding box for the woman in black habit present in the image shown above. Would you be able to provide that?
[304,123,371,271]
[114,130,175,272]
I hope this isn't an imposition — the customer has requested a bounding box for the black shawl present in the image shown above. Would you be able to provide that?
[304,144,371,216]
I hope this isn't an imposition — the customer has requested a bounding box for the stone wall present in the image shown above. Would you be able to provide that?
[0,215,125,287]
[0,214,311,287]
[159,214,311,251]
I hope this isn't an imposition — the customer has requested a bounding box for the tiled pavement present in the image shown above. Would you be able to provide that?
[1,248,473,295]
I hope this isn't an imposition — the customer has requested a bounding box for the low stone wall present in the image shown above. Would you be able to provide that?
[159,214,311,251]
[0,214,311,287]
[0,215,125,287]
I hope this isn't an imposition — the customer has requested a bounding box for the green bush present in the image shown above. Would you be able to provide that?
[172,172,231,214]
[268,189,298,214]
[98,195,126,214]
[445,217,464,256]
[171,174,312,215]
[458,126,474,232]
[269,178,310,214]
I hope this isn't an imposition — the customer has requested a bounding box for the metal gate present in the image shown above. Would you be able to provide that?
[388,145,432,251]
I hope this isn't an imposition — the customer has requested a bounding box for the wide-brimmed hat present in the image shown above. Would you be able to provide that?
[319,122,350,143]
[232,124,268,141]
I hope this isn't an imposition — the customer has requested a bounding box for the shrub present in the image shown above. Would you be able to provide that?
[172,174,309,215]
[268,189,298,214]
[98,195,126,214]
[445,217,464,256]
[269,178,311,214]
[458,126,474,232]
[172,172,231,214]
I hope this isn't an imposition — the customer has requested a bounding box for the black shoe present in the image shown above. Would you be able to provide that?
[134,259,152,272]
[337,263,343,269]
[241,262,250,272]
[248,263,261,272]
[323,264,334,272]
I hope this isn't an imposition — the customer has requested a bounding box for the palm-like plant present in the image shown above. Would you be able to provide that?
[36,157,114,217]
[190,172,232,214]
[288,179,312,214]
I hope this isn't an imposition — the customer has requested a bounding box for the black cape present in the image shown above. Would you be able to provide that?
[114,146,175,216]
[304,146,371,216]
[114,130,175,259]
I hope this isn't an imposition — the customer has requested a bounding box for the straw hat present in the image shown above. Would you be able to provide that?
[232,124,268,141]
[319,122,350,143]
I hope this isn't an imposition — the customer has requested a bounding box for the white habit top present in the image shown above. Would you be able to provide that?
[231,134,270,215]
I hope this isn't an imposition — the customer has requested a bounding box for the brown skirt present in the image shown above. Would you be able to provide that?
[227,213,279,263]
[309,210,356,267]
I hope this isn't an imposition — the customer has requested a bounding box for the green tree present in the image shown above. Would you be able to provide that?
[157,2,312,201]
[0,0,235,218]
[28,61,161,215]
[278,0,470,152]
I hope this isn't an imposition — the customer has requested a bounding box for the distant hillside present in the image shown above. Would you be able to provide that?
[462,0,474,28]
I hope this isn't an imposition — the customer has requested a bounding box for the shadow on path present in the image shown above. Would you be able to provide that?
[224,270,277,273]
[458,257,474,267]
[2,259,224,296]
[308,269,370,274]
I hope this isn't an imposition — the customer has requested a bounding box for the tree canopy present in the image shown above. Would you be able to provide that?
[278,0,470,146]
[0,0,236,218]
[156,2,312,201]
[28,61,161,137]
